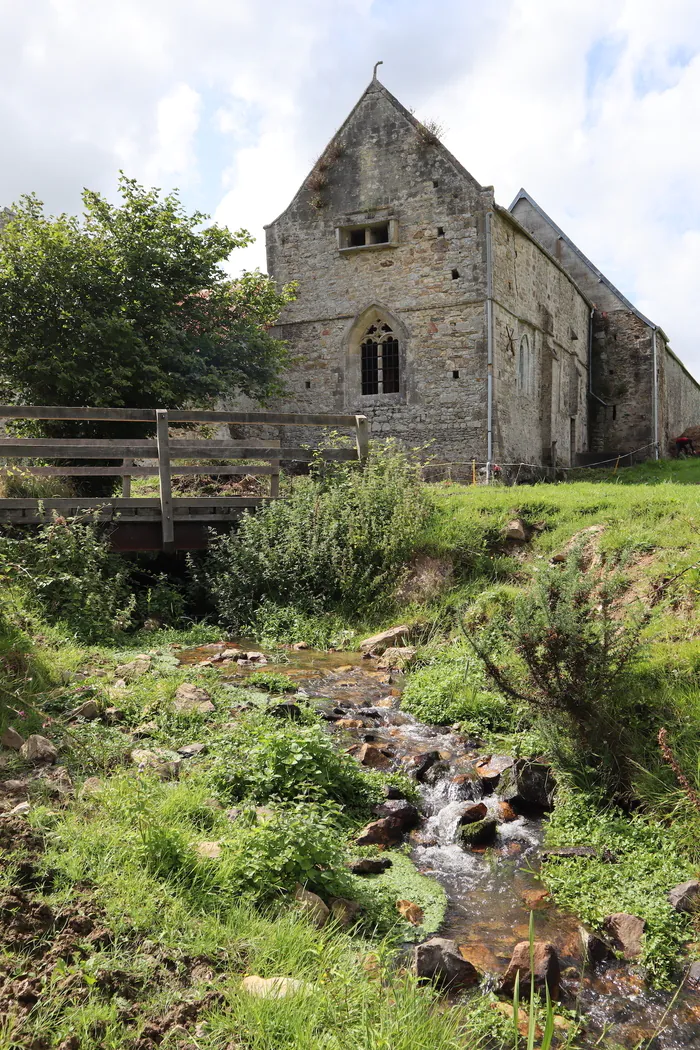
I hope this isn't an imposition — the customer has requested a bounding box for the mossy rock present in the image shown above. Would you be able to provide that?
[459,817,497,847]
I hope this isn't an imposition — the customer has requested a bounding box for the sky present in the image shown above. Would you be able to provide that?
[2,0,700,374]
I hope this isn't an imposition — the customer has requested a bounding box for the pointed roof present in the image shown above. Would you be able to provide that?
[266,76,489,229]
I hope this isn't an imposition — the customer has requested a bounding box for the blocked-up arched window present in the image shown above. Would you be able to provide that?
[360,319,400,395]
[517,334,531,393]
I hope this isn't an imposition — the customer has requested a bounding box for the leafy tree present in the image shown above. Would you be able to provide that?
[0,175,294,417]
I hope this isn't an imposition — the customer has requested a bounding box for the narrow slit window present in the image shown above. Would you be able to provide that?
[305,380,311,389]
[452,370,459,379]
[360,318,400,395]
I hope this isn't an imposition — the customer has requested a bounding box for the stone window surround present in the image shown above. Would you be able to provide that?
[336,217,399,253]
[342,304,410,407]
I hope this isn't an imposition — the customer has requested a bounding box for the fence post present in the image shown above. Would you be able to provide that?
[121,458,133,498]
[270,438,281,498]
[355,415,369,464]
[156,410,174,552]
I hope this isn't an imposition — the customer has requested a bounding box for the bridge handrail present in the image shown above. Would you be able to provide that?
[0,406,370,550]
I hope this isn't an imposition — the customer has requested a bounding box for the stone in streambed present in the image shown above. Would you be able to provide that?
[499,759,556,811]
[579,927,615,964]
[455,802,487,827]
[347,857,393,875]
[499,941,560,998]
[372,798,419,830]
[686,961,700,991]
[497,801,518,822]
[602,913,645,959]
[475,754,513,790]
[414,937,480,989]
[403,750,441,781]
[355,743,394,770]
[355,815,405,846]
[376,646,416,670]
[359,625,412,653]
[668,880,700,913]
[459,818,497,847]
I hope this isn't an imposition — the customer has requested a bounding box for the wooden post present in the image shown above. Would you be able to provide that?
[269,438,281,498]
[156,410,174,552]
[355,415,369,464]
[121,459,133,498]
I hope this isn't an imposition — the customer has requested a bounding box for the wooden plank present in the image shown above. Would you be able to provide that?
[0,440,358,462]
[355,414,370,463]
[156,410,174,551]
[0,498,271,509]
[0,405,360,426]
[0,466,277,478]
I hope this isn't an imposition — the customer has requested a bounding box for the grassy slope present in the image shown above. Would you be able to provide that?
[2,617,503,1050]
[3,457,700,1045]
[405,460,700,983]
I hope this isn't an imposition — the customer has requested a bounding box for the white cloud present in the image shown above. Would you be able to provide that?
[0,0,699,374]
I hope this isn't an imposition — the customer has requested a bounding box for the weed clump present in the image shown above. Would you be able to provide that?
[202,445,430,632]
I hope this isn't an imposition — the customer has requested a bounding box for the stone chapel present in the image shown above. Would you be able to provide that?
[260,75,700,467]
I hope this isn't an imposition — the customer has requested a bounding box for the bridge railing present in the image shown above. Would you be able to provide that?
[0,406,370,551]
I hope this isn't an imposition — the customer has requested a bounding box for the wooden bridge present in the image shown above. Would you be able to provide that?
[0,406,369,551]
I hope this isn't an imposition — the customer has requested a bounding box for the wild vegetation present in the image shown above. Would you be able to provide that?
[2,450,700,1046]
[0,178,294,453]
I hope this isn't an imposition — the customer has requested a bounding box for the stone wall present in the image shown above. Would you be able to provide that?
[510,191,700,459]
[589,309,655,454]
[262,79,496,461]
[659,343,700,452]
[490,210,590,465]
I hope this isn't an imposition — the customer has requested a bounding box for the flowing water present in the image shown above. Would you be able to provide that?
[179,641,700,1047]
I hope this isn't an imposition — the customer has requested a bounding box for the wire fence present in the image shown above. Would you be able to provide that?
[421,442,661,486]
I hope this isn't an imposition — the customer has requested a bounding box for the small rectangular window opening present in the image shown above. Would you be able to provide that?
[437,226,445,236]
[452,370,459,379]
[612,405,617,420]
[369,223,389,244]
[348,228,366,248]
[305,380,311,389]
[432,179,439,187]
[451,269,459,280]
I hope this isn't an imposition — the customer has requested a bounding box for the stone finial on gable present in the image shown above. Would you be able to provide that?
[373,60,383,81]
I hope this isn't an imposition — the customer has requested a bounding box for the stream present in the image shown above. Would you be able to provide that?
[179,641,700,1048]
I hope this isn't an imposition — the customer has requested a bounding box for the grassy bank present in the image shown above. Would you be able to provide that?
[3,453,700,1045]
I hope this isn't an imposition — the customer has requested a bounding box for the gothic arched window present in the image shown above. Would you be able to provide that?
[360,319,400,395]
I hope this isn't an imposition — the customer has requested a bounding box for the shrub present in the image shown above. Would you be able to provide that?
[1,515,136,642]
[201,443,431,628]
[468,548,651,793]
[193,712,385,818]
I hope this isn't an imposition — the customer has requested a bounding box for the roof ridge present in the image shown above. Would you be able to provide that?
[508,187,658,329]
